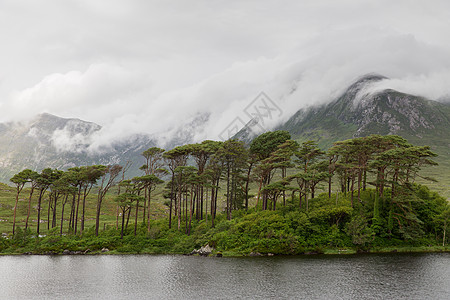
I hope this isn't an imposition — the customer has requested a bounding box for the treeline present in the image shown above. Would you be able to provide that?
[6,132,450,250]
[160,132,445,240]
[10,165,123,237]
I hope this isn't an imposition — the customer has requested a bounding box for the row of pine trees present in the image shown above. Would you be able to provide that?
[9,131,440,239]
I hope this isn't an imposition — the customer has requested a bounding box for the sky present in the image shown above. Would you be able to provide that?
[1,0,450,150]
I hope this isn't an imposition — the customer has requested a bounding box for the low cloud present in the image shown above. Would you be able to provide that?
[6,63,147,122]
[2,1,450,153]
[12,28,450,153]
[51,118,100,153]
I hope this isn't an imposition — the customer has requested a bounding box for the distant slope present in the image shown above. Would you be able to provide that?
[0,111,212,183]
[280,74,450,148]
[275,74,450,197]
[0,113,155,182]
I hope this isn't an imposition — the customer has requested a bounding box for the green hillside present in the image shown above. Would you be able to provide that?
[276,75,450,198]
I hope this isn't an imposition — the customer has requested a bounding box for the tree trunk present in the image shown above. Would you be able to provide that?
[94,197,102,236]
[273,194,277,211]
[214,177,219,217]
[169,176,174,229]
[121,209,126,239]
[177,190,181,231]
[305,192,309,212]
[60,197,67,235]
[205,187,208,226]
[75,191,81,234]
[255,176,264,209]
[142,187,147,224]
[363,169,367,191]
[188,186,194,236]
[147,188,152,233]
[350,176,355,208]
[200,186,203,220]
[12,188,21,235]
[36,190,45,235]
[299,191,302,209]
[125,207,132,229]
[25,187,35,230]
[81,193,87,233]
[226,163,231,220]
[195,185,199,221]
[357,170,362,203]
[211,183,216,228]
[328,176,332,199]
[47,196,51,230]
[69,194,76,232]
[244,162,253,210]
[52,195,58,228]
[184,192,188,233]
[134,196,140,236]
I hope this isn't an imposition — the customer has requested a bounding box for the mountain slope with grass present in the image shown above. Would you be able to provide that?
[273,74,450,197]
[0,113,156,182]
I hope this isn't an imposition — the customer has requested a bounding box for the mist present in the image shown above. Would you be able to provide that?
[1,1,450,152]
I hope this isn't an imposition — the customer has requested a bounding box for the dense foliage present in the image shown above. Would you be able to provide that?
[1,133,449,255]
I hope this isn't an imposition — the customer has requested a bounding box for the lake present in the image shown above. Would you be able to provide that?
[0,253,449,299]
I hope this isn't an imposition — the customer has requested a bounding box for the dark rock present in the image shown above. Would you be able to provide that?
[356,248,370,254]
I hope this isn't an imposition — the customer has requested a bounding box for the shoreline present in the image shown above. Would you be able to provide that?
[1,246,448,257]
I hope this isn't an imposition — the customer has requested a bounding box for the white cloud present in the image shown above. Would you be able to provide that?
[365,71,450,101]
[1,0,450,151]
[5,63,147,122]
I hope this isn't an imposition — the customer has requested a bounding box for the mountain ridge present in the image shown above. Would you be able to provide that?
[1,74,449,198]
[276,74,450,148]
[273,74,450,197]
[0,113,156,181]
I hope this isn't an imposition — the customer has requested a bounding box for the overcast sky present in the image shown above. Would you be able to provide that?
[1,0,450,149]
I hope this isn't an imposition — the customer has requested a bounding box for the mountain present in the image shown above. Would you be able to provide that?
[0,107,215,182]
[271,74,450,197]
[0,113,156,182]
[279,74,450,149]
[2,74,450,196]
[234,74,450,197]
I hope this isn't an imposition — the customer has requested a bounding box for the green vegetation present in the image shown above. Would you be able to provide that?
[276,83,450,199]
[0,134,449,256]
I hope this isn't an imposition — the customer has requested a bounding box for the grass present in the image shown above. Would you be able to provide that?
[0,183,169,236]
[371,245,450,253]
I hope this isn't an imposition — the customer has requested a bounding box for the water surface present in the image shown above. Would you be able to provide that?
[0,253,449,299]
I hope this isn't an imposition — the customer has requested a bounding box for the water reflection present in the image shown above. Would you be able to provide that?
[0,253,449,299]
